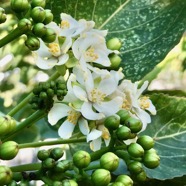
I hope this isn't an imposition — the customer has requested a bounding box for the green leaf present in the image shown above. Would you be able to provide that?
[141,94,186,180]
[46,0,186,81]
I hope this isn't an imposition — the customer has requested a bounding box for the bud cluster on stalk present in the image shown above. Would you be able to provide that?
[29,79,67,111]
[10,0,56,51]
[0,7,7,24]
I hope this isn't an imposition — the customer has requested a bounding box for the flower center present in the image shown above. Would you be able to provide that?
[101,127,110,140]
[139,96,150,110]
[90,88,106,104]
[61,20,70,29]
[84,47,98,61]
[67,110,81,125]
[122,99,131,110]
[48,43,60,57]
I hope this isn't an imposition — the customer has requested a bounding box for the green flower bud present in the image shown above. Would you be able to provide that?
[25,35,40,51]
[0,116,12,136]
[50,147,64,160]
[136,171,147,182]
[8,180,17,186]
[43,9,53,25]
[11,0,30,12]
[31,6,46,23]
[116,126,131,140]
[109,182,124,186]
[107,38,122,50]
[116,110,130,124]
[31,0,46,8]
[41,28,56,43]
[32,23,47,38]
[100,152,119,172]
[127,143,144,158]
[18,18,32,32]
[91,169,111,186]
[0,141,19,160]
[108,54,122,70]
[37,149,50,161]
[53,160,72,173]
[0,8,6,24]
[128,161,143,174]
[42,158,55,169]
[145,148,157,155]
[0,165,13,186]
[137,135,154,150]
[125,117,142,133]
[39,92,48,99]
[47,88,54,97]
[104,115,120,130]
[73,150,91,169]
[143,152,160,169]
[52,181,62,186]
[61,179,78,186]
[115,175,133,186]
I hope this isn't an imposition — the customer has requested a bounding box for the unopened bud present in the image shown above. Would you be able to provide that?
[25,35,40,51]
[108,54,121,70]
[137,135,154,150]
[41,28,56,43]
[11,0,30,12]
[43,9,53,25]
[31,0,46,8]
[128,161,143,174]
[115,175,133,186]
[18,18,32,32]
[107,38,122,50]
[104,115,120,130]
[0,8,6,24]
[116,126,131,140]
[32,23,47,38]
[127,143,144,158]
[61,179,78,186]
[0,165,13,185]
[31,6,46,23]
[117,110,130,124]
[143,152,160,169]
[125,117,142,133]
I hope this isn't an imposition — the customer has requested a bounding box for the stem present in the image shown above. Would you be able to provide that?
[7,71,60,116]
[18,137,86,149]
[2,110,46,142]
[41,176,53,185]
[84,163,100,171]
[11,163,41,172]
[90,146,110,161]
[0,27,25,48]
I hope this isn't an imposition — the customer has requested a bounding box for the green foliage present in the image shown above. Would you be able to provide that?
[142,94,186,179]
[46,0,186,81]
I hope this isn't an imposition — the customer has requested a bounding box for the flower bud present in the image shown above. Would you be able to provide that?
[53,160,72,173]
[31,6,46,23]
[137,135,154,150]
[0,116,11,136]
[116,126,131,140]
[104,115,120,130]
[25,35,40,51]
[115,175,133,186]
[0,165,13,186]
[0,8,6,24]
[128,161,143,174]
[50,147,64,160]
[107,38,122,50]
[127,143,144,158]
[41,28,56,43]
[31,0,46,8]
[91,169,111,186]
[116,110,130,124]
[37,149,50,161]
[18,18,32,32]
[143,152,160,169]
[43,9,53,25]
[11,0,30,12]
[61,179,78,186]
[125,117,142,133]
[39,92,47,99]
[109,182,123,186]
[108,54,122,70]
[73,150,91,169]
[100,152,119,172]
[136,171,147,182]
[0,141,19,160]
[8,180,17,186]
[32,23,47,38]
[42,158,55,169]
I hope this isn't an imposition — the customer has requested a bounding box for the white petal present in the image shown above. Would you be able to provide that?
[146,100,157,115]
[36,56,57,70]
[73,85,88,102]
[104,138,111,147]
[137,81,148,98]
[81,102,105,120]
[58,120,75,139]
[56,54,69,66]
[78,117,90,135]
[94,97,123,116]
[90,137,102,151]
[87,129,102,142]
[61,37,72,53]
[48,103,70,125]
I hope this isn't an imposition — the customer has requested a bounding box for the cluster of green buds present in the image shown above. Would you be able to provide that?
[29,79,67,111]
[0,115,16,137]
[0,165,13,186]
[103,110,160,183]
[0,7,7,24]
[10,0,56,51]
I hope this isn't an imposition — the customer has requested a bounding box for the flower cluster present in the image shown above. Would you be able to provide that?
[33,13,156,151]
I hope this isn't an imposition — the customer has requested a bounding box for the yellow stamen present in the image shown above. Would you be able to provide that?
[90,88,106,104]
[84,47,98,61]
[67,110,81,125]
[122,99,131,110]
[140,96,150,110]
[48,43,60,57]
[61,20,70,29]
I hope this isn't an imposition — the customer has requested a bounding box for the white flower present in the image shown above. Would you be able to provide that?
[60,13,95,38]
[66,66,123,120]
[48,103,89,139]
[72,30,112,69]
[118,80,156,131]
